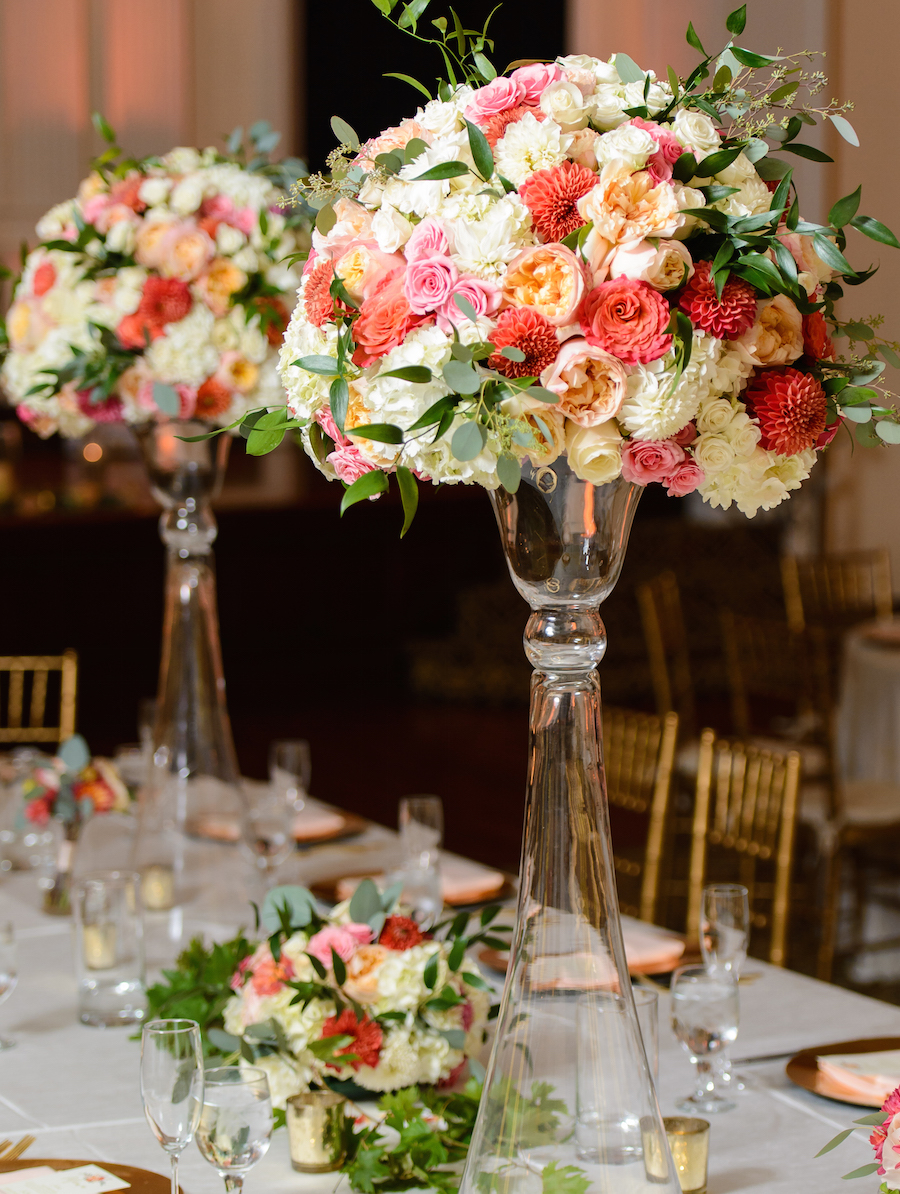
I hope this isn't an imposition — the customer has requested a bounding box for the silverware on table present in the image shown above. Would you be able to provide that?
[730,1049,796,1066]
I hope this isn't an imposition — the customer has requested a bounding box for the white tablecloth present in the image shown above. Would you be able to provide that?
[837,624,900,785]
[1,851,899,1193]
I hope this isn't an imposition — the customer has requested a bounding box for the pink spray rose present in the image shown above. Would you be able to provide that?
[465,76,526,124]
[307,923,374,968]
[627,117,682,184]
[404,254,459,314]
[436,276,502,332]
[621,439,686,485]
[664,460,705,497]
[326,444,377,485]
[510,62,564,105]
[404,217,449,263]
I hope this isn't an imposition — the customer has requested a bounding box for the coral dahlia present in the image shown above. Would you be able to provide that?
[140,276,192,327]
[489,306,560,377]
[519,160,599,243]
[320,1008,383,1071]
[745,367,827,456]
[304,261,337,327]
[678,260,758,339]
[379,915,426,951]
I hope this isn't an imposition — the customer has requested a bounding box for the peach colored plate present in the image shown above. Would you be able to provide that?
[0,1160,172,1194]
[186,810,368,846]
[310,872,516,908]
[786,1035,900,1107]
[478,942,695,979]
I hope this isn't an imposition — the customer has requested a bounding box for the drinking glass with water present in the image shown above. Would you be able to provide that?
[0,922,17,1050]
[196,1066,273,1192]
[671,964,739,1114]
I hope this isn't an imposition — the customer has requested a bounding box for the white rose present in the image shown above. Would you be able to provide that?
[138,177,171,207]
[106,218,136,255]
[163,146,201,174]
[216,223,245,256]
[593,58,622,85]
[607,239,693,290]
[240,1055,305,1111]
[170,176,205,215]
[595,125,658,172]
[557,53,598,74]
[673,109,721,157]
[716,151,756,185]
[694,432,736,475]
[696,398,735,434]
[231,245,259,273]
[539,81,590,131]
[623,79,671,112]
[589,85,628,130]
[565,420,623,485]
[724,412,762,457]
[372,204,413,253]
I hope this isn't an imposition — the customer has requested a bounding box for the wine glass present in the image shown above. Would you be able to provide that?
[0,922,17,1050]
[701,883,749,1093]
[196,1066,274,1192]
[269,740,311,812]
[391,796,443,927]
[239,785,295,892]
[140,1018,204,1194]
[671,964,739,1114]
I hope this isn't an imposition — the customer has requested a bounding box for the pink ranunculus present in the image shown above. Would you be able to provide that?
[404,254,458,315]
[665,459,705,497]
[621,439,686,486]
[436,275,502,333]
[404,218,449,263]
[80,194,110,227]
[581,278,673,365]
[303,247,319,278]
[465,76,526,124]
[307,923,374,968]
[326,444,378,485]
[510,62,564,105]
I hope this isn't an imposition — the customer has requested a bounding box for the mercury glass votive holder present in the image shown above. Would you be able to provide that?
[664,1117,710,1194]
[287,1090,347,1172]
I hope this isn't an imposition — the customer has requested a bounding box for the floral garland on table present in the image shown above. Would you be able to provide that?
[819,1084,900,1190]
[0,119,311,439]
[201,0,900,531]
[20,734,129,830]
[145,881,509,1112]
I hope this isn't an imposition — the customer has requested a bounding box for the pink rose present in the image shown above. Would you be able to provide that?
[627,117,682,184]
[334,239,406,303]
[405,218,449,263]
[540,338,626,427]
[316,404,348,447]
[621,439,686,485]
[326,443,378,484]
[665,459,705,497]
[465,76,526,124]
[510,62,563,105]
[307,923,374,968]
[404,254,458,314]
[581,279,673,365]
[436,275,502,332]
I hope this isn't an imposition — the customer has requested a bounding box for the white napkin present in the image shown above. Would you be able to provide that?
[0,1172,58,1187]
[817,1049,900,1103]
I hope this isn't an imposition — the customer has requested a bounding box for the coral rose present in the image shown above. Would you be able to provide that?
[32,261,57,297]
[734,294,804,368]
[249,951,295,997]
[519,161,598,244]
[502,243,585,326]
[745,367,827,456]
[678,260,758,340]
[578,162,683,246]
[352,272,425,367]
[565,420,624,485]
[335,241,405,304]
[465,76,526,124]
[621,438,685,485]
[489,306,560,377]
[540,338,626,426]
[580,279,673,365]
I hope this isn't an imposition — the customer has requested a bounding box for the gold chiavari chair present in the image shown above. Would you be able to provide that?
[637,570,696,740]
[782,549,893,634]
[687,731,802,967]
[0,652,78,745]
[603,706,679,924]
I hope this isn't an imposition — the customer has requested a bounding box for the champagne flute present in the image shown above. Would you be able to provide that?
[196,1066,273,1192]
[141,1018,204,1194]
[671,964,739,1114]
[701,883,749,1093]
[239,786,295,892]
[269,740,311,812]
[0,922,17,1050]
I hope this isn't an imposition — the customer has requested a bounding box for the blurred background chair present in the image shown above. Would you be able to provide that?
[782,549,893,635]
[0,651,77,746]
[687,731,802,967]
[603,707,678,924]
[637,571,697,740]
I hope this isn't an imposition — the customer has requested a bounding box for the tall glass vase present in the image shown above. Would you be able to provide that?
[134,421,243,908]
[460,459,678,1194]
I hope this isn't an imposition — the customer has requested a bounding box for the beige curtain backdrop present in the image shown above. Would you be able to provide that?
[0,0,301,269]
[568,0,900,589]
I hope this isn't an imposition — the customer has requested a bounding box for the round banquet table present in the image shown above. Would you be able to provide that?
[837,622,900,785]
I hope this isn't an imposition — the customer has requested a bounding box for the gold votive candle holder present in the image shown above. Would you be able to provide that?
[140,863,175,911]
[664,1116,710,1194]
[287,1090,348,1172]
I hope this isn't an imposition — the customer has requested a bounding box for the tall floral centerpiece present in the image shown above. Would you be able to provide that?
[261,2,900,1190]
[0,119,312,888]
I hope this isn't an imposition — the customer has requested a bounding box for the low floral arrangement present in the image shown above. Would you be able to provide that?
[1,119,310,439]
[145,881,508,1111]
[818,1084,900,1189]
[20,734,129,831]
[195,0,899,532]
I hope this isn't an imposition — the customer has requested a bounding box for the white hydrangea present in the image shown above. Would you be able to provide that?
[355,1022,454,1092]
[35,199,77,240]
[240,1054,308,1111]
[446,193,532,282]
[494,113,572,187]
[279,294,339,421]
[144,305,219,385]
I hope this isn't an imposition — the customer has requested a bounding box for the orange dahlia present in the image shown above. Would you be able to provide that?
[745,367,827,455]
[489,306,560,377]
[678,260,758,339]
[482,103,543,149]
[519,161,599,244]
[304,261,337,327]
[320,1008,383,1071]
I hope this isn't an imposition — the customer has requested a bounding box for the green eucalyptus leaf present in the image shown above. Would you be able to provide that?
[349,878,382,925]
[403,138,430,164]
[330,116,360,149]
[58,734,90,775]
[451,420,487,461]
[855,420,882,447]
[423,951,440,991]
[500,346,526,362]
[453,293,478,321]
[443,359,481,394]
[152,382,181,416]
[841,1163,880,1180]
[770,81,799,103]
[829,114,859,147]
[881,345,900,369]
[614,53,645,84]
[497,452,522,494]
[340,468,389,515]
[381,880,404,912]
[813,1128,853,1158]
[841,403,872,423]
[315,204,337,236]
[875,420,900,444]
[730,46,778,68]
[261,886,317,932]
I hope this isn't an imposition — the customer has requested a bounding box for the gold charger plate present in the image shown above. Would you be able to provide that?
[786,1035,900,1107]
[0,1159,173,1193]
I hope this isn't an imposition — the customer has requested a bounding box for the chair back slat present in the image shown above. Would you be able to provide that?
[0,652,78,745]
[782,549,893,633]
[637,571,696,738]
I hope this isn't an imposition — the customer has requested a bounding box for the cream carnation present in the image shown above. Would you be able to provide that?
[494,113,572,188]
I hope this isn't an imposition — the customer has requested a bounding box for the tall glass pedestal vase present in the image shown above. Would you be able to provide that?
[134,422,243,910]
[460,460,678,1194]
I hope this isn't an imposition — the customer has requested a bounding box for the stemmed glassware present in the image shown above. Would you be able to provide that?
[269,740,311,812]
[140,1018,204,1194]
[390,796,443,927]
[239,785,295,893]
[196,1066,273,1192]
[671,964,740,1114]
[0,922,17,1050]
[701,883,749,1092]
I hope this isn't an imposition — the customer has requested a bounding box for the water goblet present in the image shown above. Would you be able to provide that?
[0,922,17,1050]
[671,964,739,1114]
[393,795,443,927]
[140,1018,204,1194]
[269,740,311,812]
[240,784,295,893]
[196,1066,274,1192]
[701,883,749,1093]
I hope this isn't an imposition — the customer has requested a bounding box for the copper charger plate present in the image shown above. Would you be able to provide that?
[0,1159,172,1193]
[478,941,694,977]
[310,872,515,908]
[186,810,367,847]
[786,1035,900,1107]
